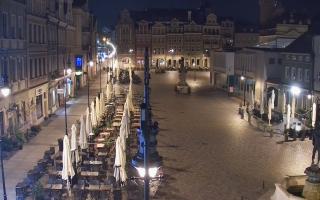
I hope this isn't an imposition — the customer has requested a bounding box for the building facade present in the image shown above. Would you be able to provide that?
[0,0,97,136]
[116,8,234,70]
[0,0,29,135]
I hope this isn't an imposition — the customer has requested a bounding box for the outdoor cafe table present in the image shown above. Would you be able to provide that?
[83,160,103,165]
[99,132,111,138]
[96,143,105,149]
[96,138,106,143]
[80,171,99,178]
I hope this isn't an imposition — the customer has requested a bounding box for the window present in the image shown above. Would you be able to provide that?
[291,67,296,80]
[42,26,45,43]
[39,59,42,76]
[18,16,23,39]
[305,69,310,81]
[43,58,46,75]
[197,59,200,66]
[38,25,41,43]
[305,56,311,62]
[278,58,282,64]
[269,58,275,64]
[29,24,32,42]
[33,24,36,43]
[10,14,16,38]
[2,13,8,38]
[34,59,38,77]
[298,68,302,81]
[292,55,296,60]
[30,59,33,78]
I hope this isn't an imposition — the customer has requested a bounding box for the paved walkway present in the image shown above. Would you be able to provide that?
[1,72,108,199]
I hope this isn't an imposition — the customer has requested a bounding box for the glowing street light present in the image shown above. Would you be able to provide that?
[136,167,159,178]
[89,60,94,67]
[66,68,72,75]
[1,87,10,97]
[129,49,134,53]
[102,37,106,42]
[240,75,245,81]
[290,86,301,96]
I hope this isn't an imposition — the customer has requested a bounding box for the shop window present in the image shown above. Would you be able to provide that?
[36,95,43,119]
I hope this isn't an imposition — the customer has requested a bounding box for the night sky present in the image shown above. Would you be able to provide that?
[89,0,259,28]
[89,0,320,29]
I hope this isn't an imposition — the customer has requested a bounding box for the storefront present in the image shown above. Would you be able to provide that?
[29,83,48,125]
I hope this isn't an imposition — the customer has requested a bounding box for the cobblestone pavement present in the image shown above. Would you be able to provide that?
[0,72,108,199]
[133,71,312,200]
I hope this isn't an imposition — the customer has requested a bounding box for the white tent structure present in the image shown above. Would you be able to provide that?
[100,92,105,116]
[85,107,92,136]
[127,84,135,113]
[95,96,100,121]
[106,81,112,101]
[312,102,317,128]
[70,124,80,164]
[79,114,88,149]
[62,135,75,183]
[114,136,127,184]
[91,101,97,127]
[260,92,264,116]
[286,104,291,130]
[268,98,272,126]
[282,93,286,114]
[271,89,275,109]
[250,90,254,110]
[120,103,130,141]
[291,97,296,120]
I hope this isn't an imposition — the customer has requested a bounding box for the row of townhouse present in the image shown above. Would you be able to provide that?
[211,30,320,121]
[0,0,97,136]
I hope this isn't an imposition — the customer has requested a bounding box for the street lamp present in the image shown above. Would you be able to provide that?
[241,76,246,106]
[0,85,9,200]
[87,60,94,108]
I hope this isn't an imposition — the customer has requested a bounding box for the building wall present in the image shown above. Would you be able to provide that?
[116,9,233,70]
[0,0,97,136]
[0,0,29,134]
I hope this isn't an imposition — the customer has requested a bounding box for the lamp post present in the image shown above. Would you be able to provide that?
[87,60,94,109]
[0,80,10,200]
[241,75,246,106]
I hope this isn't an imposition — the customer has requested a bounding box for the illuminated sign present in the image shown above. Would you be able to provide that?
[75,55,83,71]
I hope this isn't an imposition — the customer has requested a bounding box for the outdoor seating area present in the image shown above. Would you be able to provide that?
[15,81,141,200]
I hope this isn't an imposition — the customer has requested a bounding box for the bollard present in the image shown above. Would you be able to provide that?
[262,180,265,189]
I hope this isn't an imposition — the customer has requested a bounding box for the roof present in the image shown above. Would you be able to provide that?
[283,32,314,54]
[130,8,206,24]
[128,8,231,25]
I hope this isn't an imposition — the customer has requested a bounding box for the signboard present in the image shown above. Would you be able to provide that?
[57,89,64,94]
[75,55,83,72]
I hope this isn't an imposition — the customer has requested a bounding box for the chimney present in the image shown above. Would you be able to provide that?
[188,11,192,22]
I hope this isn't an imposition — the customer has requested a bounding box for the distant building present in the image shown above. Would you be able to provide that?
[234,25,259,48]
[115,6,234,70]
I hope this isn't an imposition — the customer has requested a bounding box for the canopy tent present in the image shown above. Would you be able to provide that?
[85,107,92,136]
[114,136,127,184]
[95,96,100,121]
[91,101,97,127]
[70,124,80,164]
[62,135,75,181]
[79,114,88,150]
